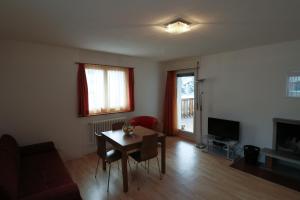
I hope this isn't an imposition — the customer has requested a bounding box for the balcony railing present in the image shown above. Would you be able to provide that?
[181,98,194,118]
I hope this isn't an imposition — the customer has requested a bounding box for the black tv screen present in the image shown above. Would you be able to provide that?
[208,117,240,140]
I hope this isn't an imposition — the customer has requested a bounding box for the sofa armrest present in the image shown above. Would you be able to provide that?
[20,183,82,200]
[20,142,55,156]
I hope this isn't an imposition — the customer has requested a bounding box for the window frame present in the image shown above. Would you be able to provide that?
[84,64,134,116]
[286,71,300,98]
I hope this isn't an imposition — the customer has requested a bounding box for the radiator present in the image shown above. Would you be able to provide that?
[88,117,127,144]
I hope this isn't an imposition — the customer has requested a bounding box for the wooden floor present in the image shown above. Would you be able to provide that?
[66,137,300,200]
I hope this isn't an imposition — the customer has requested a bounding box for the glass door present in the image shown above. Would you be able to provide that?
[176,72,195,134]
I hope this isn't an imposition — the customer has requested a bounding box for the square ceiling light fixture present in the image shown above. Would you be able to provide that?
[165,19,191,34]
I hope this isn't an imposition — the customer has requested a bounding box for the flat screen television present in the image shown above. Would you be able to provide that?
[208,117,240,141]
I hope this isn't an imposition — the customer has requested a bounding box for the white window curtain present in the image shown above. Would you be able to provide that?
[85,64,130,114]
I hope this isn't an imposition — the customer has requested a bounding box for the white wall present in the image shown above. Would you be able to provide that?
[161,40,300,154]
[0,40,162,160]
[201,40,300,150]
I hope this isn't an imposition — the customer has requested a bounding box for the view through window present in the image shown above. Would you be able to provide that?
[177,74,195,133]
[287,72,300,97]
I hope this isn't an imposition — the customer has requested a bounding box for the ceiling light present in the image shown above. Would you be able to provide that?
[165,19,191,34]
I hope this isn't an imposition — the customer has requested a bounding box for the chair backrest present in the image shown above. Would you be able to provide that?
[95,134,106,159]
[129,116,158,130]
[112,122,125,130]
[140,134,158,161]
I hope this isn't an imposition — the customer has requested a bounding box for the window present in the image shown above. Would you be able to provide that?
[78,63,134,116]
[287,72,300,98]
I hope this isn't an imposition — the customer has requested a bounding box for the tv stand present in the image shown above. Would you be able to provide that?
[207,135,238,160]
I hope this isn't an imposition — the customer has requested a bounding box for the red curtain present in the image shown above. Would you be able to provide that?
[77,63,89,117]
[128,68,135,111]
[163,71,178,136]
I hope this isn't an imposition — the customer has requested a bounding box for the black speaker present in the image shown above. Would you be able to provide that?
[244,145,260,165]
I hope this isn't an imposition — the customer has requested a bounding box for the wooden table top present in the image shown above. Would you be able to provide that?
[99,126,165,147]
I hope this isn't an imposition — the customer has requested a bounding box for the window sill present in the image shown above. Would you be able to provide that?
[79,109,134,117]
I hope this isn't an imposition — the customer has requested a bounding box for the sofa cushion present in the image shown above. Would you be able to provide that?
[0,135,19,200]
[20,142,55,157]
[19,149,73,198]
[19,183,81,200]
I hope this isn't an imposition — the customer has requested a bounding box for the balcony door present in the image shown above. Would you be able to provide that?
[176,71,195,135]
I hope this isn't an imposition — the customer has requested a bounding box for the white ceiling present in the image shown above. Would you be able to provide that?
[1,0,300,61]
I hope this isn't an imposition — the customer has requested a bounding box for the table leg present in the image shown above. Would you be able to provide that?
[161,137,166,174]
[121,150,128,192]
[265,156,273,169]
[227,144,230,159]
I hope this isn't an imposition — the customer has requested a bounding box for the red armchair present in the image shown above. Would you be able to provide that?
[129,116,158,130]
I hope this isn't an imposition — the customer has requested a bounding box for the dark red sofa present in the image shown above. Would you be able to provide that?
[0,134,82,200]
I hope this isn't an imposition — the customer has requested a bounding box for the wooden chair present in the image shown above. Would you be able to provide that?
[129,134,162,190]
[104,121,125,153]
[112,121,125,130]
[95,134,122,192]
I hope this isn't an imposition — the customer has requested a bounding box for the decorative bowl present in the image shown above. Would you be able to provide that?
[122,124,134,136]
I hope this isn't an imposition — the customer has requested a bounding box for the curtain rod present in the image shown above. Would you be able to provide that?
[167,67,197,72]
[75,62,134,69]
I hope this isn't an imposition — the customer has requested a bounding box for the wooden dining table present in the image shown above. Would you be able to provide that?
[99,126,166,192]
